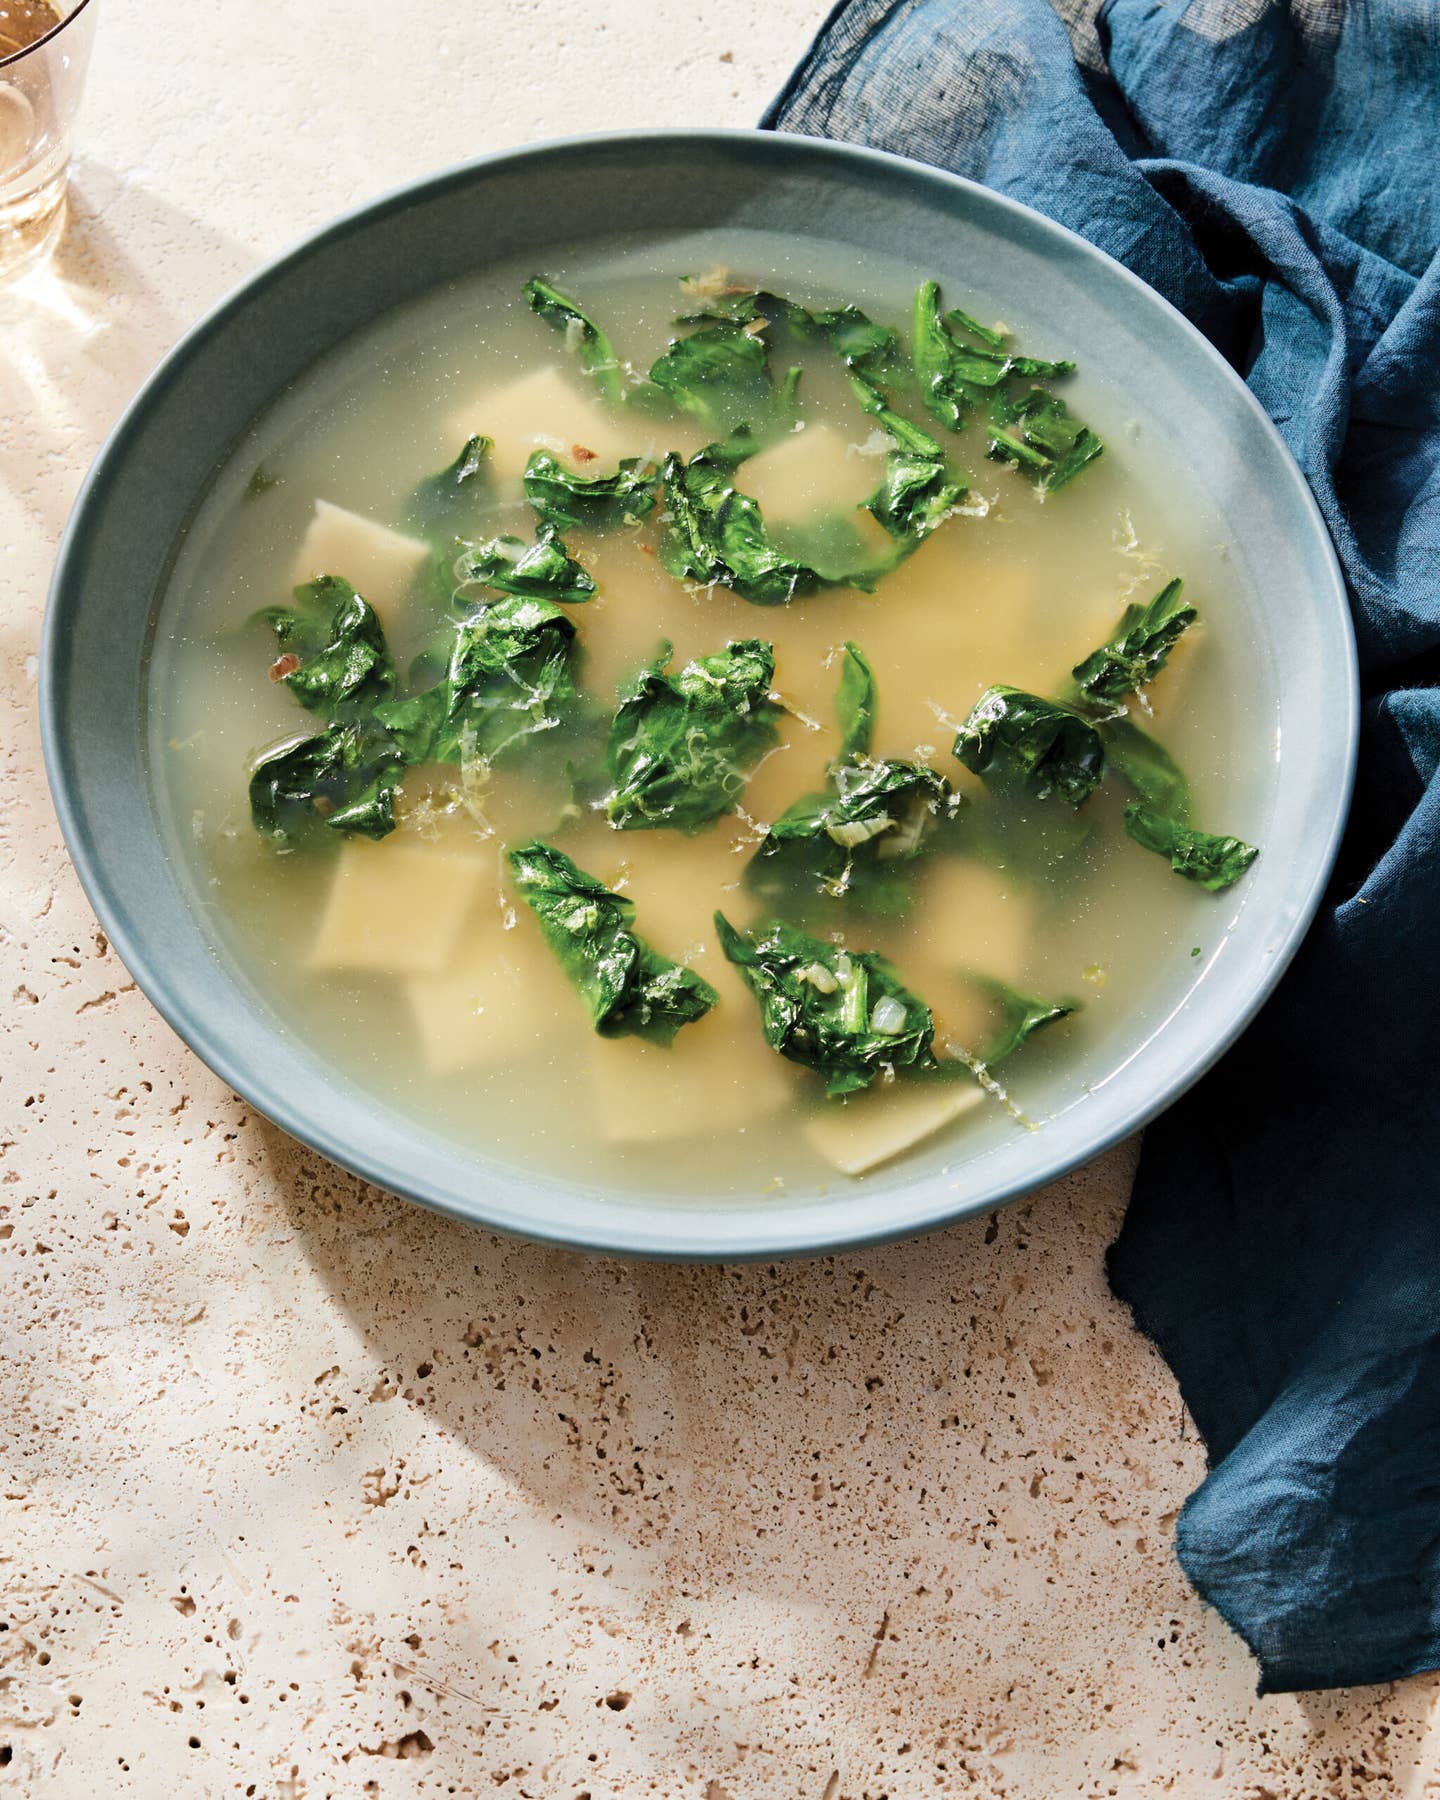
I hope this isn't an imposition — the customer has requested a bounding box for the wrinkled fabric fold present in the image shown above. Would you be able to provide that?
[764,0,1440,1693]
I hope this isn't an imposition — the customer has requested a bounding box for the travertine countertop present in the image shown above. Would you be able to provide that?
[3,3,1436,1793]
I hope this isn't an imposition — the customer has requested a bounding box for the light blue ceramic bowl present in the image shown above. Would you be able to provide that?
[41,131,1355,1259]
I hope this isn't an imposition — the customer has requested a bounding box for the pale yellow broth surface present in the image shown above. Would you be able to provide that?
[149,234,1255,1200]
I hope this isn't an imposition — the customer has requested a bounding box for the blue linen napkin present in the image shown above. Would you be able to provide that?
[764,0,1440,1694]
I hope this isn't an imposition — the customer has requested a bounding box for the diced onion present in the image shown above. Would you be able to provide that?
[870,995,908,1036]
[825,814,892,849]
[876,796,931,860]
[798,962,839,994]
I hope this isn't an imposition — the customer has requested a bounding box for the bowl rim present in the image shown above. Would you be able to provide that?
[40,126,1358,1261]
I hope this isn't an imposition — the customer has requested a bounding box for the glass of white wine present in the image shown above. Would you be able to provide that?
[0,0,96,277]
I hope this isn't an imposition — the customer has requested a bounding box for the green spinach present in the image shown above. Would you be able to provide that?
[508,840,717,1043]
[913,280,987,428]
[249,718,404,847]
[675,273,762,326]
[646,323,777,435]
[954,686,1105,807]
[522,450,657,531]
[912,281,1072,428]
[674,296,960,553]
[258,576,397,720]
[1103,717,1192,819]
[911,281,1102,490]
[659,429,847,606]
[1124,805,1258,891]
[604,638,783,833]
[835,639,877,763]
[378,594,578,769]
[749,758,952,913]
[986,388,1103,491]
[776,361,805,429]
[412,434,492,528]
[849,375,964,545]
[1071,579,1196,713]
[1062,590,1254,883]
[977,980,1078,1063]
[715,913,941,1096]
[453,525,597,605]
[777,297,903,375]
[676,285,902,377]
[245,462,280,500]
[522,277,625,408]
[748,644,952,913]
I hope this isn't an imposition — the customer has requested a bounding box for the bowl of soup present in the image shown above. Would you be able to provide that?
[41,130,1355,1257]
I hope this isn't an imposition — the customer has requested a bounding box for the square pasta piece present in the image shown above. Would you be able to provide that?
[586,1011,795,1145]
[308,839,486,978]
[804,1079,986,1176]
[290,500,430,619]
[405,911,573,1077]
[917,857,1035,986]
[740,421,886,523]
[448,365,656,481]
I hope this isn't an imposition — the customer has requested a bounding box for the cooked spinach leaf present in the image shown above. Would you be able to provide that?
[684,294,960,549]
[1124,804,1258,891]
[522,277,625,408]
[1071,579,1196,713]
[1103,716,1192,819]
[258,576,397,720]
[646,323,775,435]
[913,280,987,428]
[245,462,280,500]
[836,640,877,763]
[453,524,596,605]
[777,361,804,429]
[779,298,903,375]
[913,281,1075,429]
[749,758,952,914]
[944,306,1074,381]
[659,429,847,606]
[677,278,1098,498]
[865,450,960,543]
[912,282,1101,489]
[249,718,404,846]
[508,840,717,1043]
[715,913,941,1097]
[677,285,903,378]
[676,273,763,325]
[247,547,584,843]
[652,279,1092,600]
[986,387,1103,491]
[954,686,1105,808]
[1066,590,1253,877]
[849,375,964,544]
[522,450,657,532]
[748,644,952,914]
[378,594,578,769]
[605,638,783,833]
[412,434,492,529]
[977,979,1078,1063]
[939,306,1006,352]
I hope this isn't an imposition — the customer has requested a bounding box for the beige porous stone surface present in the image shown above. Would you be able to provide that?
[3,2,1439,1794]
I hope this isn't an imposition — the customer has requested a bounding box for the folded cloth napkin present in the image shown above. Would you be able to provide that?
[764,0,1440,1695]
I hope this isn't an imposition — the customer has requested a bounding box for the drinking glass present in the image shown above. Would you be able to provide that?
[0,0,96,276]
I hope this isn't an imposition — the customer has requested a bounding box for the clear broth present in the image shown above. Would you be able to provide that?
[149,230,1258,1200]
